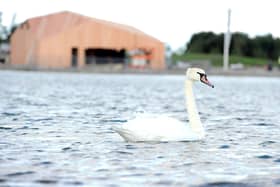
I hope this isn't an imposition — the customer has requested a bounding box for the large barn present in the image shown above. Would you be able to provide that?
[10,11,165,70]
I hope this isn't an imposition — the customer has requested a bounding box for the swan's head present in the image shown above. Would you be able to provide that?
[186,68,214,88]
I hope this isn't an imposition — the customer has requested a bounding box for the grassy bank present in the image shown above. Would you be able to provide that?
[172,53,270,67]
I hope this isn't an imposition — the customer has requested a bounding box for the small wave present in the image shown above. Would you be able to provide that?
[121,173,146,177]
[0,126,12,130]
[64,181,84,185]
[31,118,53,122]
[196,182,252,187]
[201,173,248,186]
[114,151,133,155]
[0,179,6,183]
[6,171,35,177]
[2,112,19,116]
[235,117,250,121]
[155,180,173,186]
[91,176,108,181]
[219,145,230,149]
[125,166,138,171]
[101,119,127,123]
[157,156,165,159]
[16,126,29,130]
[35,161,53,166]
[35,179,57,184]
[125,144,137,150]
[171,109,185,113]
[256,155,273,159]
[72,142,82,146]
[182,163,193,166]
[154,173,164,176]
[17,126,39,130]
[31,103,48,107]
[259,140,276,147]
[96,168,109,172]
[273,158,280,163]
[62,147,72,151]
[110,119,128,123]
[254,123,275,127]
[274,179,280,185]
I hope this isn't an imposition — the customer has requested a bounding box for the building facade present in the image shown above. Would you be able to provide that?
[10,11,165,70]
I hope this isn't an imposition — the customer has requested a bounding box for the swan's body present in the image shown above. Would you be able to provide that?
[114,68,214,142]
[113,115,203,142]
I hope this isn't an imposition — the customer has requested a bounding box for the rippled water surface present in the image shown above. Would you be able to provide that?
[1,70,280,187]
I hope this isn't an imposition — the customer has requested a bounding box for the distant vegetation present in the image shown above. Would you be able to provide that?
[172,53,268,67]
[0,12,17,44]
[173,31,280,66]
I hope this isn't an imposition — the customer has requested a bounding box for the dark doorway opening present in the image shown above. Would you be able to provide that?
[85,48,126,64]
[71,48,78,67]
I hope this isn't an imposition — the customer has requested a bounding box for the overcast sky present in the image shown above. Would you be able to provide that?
[0,0,279,50]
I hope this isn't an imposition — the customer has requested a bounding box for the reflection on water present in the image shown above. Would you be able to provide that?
[0,70,280,186]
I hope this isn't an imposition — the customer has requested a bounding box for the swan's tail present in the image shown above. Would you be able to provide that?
[112,126,123,134]
[112,126,136,142]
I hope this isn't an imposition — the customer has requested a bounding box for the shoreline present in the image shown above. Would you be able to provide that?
[0,65,280,77]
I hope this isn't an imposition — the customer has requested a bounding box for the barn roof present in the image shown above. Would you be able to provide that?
[22,11,161,43]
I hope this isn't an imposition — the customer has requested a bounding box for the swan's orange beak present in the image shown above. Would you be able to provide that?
[200,74,214,88]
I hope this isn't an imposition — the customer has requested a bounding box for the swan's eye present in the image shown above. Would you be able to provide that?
[197,72,205,78]
[197,72,208,82]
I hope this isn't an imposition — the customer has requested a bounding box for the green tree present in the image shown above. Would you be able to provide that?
[6,25,17,42]
[0,12,17,43]
[230,32,250,56]
[186,32,217,53]
[0,12,3,43]
[185,31,280,61]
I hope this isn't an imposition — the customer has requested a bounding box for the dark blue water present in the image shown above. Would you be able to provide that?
[0,70,280,187]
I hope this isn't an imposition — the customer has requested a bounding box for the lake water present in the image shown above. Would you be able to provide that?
[0,70,280,187]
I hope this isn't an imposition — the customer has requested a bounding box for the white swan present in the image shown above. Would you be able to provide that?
[113,68,214,142]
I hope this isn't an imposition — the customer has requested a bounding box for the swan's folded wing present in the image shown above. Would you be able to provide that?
[113,116,204,142]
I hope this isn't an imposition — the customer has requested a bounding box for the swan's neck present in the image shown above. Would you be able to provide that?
[185,79,205,136]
